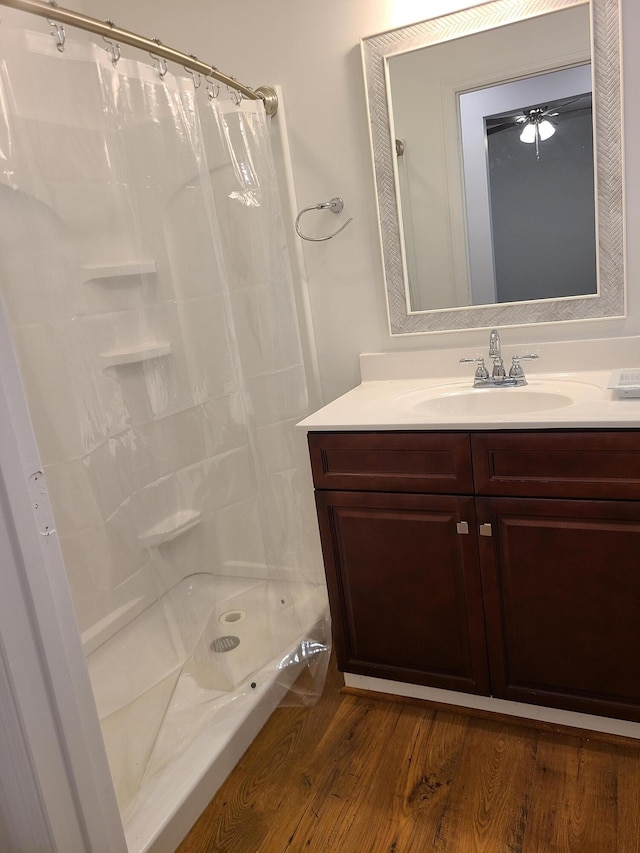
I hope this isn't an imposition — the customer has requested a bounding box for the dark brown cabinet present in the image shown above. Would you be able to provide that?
[309,429,640,724]
[310,431,488,695]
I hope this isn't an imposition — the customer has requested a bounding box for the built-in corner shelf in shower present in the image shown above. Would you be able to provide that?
[82,261,157,281]
[99,342,172,368]
[139,510,202,548]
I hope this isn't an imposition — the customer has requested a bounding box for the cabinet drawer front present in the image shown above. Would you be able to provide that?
[472,430,640,499]
[308,432,473,493]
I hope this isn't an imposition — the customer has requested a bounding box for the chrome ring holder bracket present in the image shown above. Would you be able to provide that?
[295,197,353,242]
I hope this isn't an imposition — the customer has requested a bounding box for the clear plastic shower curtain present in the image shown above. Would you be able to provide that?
[0,24,328,824]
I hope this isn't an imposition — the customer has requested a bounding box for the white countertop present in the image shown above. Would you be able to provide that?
[298,369,640,431]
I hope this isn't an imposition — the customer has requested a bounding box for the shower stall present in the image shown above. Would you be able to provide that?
[0,9,329,852]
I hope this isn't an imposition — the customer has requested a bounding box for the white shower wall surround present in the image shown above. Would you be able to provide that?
[0,24,328,850]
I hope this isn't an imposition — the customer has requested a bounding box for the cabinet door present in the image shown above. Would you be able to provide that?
[315,490,490,694]
[478,496,640,722]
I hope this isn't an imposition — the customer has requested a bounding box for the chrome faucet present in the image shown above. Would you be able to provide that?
[460,329,539,387]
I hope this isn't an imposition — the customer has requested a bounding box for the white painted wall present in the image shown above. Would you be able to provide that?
[63,1,640,402]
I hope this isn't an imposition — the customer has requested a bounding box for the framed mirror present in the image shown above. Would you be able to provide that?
[361,0,623,335]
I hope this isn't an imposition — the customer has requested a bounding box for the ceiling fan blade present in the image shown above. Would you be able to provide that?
[562,106,594,119]
[486,119,520,135]
[541,94,592,116]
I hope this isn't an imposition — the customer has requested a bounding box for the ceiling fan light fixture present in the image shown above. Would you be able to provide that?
[538,119,556,140]
[519,122,537,144]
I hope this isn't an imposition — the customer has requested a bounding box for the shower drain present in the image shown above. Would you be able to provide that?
[209,635,240,653]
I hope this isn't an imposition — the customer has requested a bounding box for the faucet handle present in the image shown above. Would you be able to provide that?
[460,356,489,380]
[509,353,539,378]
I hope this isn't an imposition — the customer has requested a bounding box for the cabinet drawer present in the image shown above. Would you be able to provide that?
[472,430,640,499]
[309,431,473,494]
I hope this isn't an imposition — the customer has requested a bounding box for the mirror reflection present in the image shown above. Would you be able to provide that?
[387,4,592,312]
[463,68,595,306]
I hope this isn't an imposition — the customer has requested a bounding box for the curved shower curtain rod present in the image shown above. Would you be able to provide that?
[0,0,279,116]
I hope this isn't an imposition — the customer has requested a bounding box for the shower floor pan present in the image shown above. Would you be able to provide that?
[85,573,328,853]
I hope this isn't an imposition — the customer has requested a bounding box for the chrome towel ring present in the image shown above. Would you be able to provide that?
[295,197,353,242]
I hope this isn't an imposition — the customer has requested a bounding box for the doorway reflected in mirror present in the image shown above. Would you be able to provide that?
[460,65,596,306]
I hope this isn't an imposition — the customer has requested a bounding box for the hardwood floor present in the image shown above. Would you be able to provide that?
[177,658,640,852]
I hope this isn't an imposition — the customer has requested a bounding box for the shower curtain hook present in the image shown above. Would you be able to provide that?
[184,58,202,89]
[46,0,65,52]
[102,25,121,66]
[205,77,220,101]
[205,68,221,101]
[149,38,168,79]
[47,18,65,52]
[185,56,202,89]
[227,83,243,107]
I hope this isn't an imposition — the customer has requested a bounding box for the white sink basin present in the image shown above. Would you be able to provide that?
[392,378,604,417]
[410,389,573,416]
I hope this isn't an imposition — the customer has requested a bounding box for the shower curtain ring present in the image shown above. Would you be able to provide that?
[185,57,202,89]
[150,39,168,79]
[102,34,121,66]
[206,77,220,101]
[205,70,220,100]
[227,83,243,106]
[47,18,65,52]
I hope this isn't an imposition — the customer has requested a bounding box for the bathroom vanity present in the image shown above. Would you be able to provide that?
[299,342,640,733]
[309,428,640,723]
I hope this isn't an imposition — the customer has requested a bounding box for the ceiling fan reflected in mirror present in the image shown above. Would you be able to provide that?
[485,93,592,160]
[518,106,556,140]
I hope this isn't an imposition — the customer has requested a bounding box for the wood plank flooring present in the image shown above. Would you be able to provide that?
[177,658,640,852]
